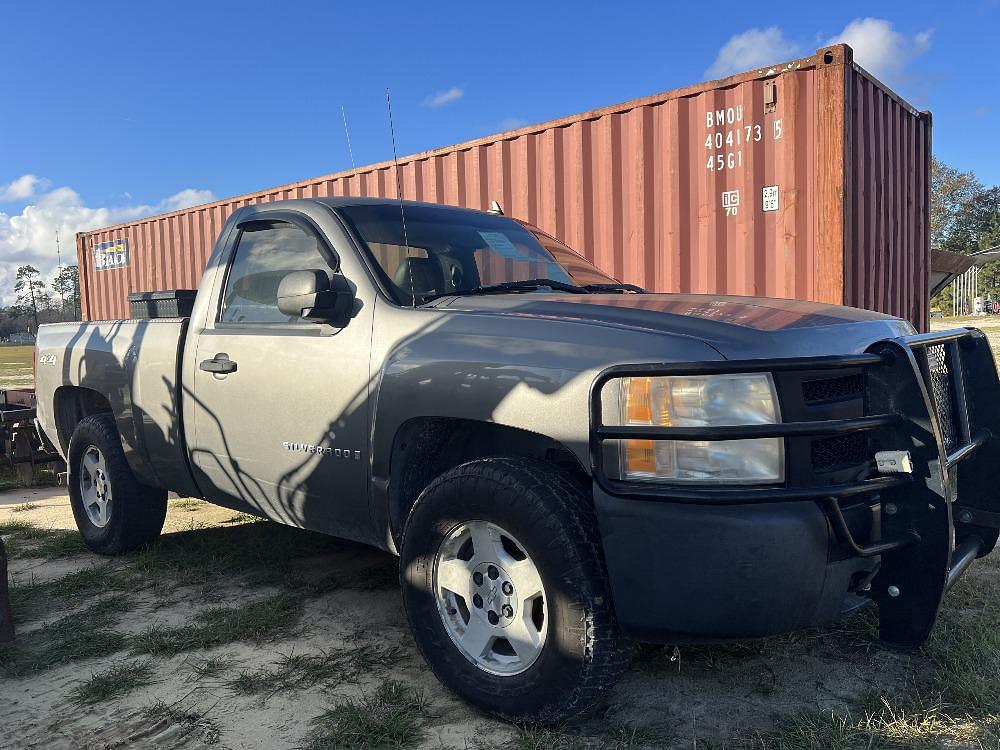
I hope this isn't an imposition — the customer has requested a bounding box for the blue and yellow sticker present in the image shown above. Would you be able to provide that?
[93,239,129,271]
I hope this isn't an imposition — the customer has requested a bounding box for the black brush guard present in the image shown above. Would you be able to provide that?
[590,328,1000,650]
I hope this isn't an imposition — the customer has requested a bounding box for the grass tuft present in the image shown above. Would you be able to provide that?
[308,563,399,596]
[0,520,87,559]
[128,521,342,586]
[188,653,238,681]
[0,594,133,677]
[0,518,36,534]
[8,564,137,623]
[228,644,405,697]
[70,659,156,705]
[131,593,304,657]
[508,725,671,750]
[10,502,38,513]
[143,699,221,745]
[170,498,205,512]
[306,680,428,750]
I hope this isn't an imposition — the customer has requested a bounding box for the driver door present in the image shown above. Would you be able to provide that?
[187,209,374,541]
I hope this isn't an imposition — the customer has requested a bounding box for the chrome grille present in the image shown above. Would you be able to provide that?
[926,344,960,454]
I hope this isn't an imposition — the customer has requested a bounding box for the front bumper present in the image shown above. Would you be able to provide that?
[590,329,1000,647]
[595,488,877,641]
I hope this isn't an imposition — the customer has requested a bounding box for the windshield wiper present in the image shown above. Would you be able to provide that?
[419,278,644,304]
[423,279,590,303]
[582,283,647,294]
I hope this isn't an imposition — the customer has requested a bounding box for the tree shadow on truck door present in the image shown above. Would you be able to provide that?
[180,380,270,514]
[262,305,639,549]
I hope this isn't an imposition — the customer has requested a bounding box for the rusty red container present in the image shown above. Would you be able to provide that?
[78,44,931,329]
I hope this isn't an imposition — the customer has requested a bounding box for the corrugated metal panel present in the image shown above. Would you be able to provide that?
[78,44,929,329]
[844,62,931,330]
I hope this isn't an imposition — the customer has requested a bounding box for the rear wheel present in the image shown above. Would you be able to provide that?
[400,458,629,723]
[68,414,167,555]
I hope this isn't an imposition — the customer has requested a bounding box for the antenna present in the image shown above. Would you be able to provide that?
[386,88,415,308]
[341,106,356,169]
[55,230,64,321]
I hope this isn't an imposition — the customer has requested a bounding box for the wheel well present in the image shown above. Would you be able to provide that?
[387,418,589,545]
[53,386,113,453]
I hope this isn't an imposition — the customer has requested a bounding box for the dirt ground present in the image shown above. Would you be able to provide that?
[2,484,998,750]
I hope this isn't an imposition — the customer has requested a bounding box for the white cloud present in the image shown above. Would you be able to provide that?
[496,117,528,132]
[422,87,464,108]
[826,18,933,84]
[0,174,49,203]
[704,27,801,79]
[704,19,933,86]
[157,188,215,213]
[0,180,214,305]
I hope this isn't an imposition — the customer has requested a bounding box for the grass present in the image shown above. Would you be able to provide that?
[228,643,405,697]
[8,562,139,623]
[142,699,222,745]
[127,520,345,586]
[10,502,38,512]
[735,700,994,750]
[0,344,33,389]
[131,593,304,657]
[0,519,87,558]
[70,659,156,705]
[504,727,673,750]
[0,594,133,677]
[305,680,428,750]
[0,518,35,534]
[170,498,205,512]
[188,653,238,681]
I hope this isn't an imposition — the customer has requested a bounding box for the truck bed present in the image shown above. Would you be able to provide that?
[33,317,199,497]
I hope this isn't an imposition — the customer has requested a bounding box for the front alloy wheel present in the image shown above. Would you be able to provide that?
[434,521,547,676]
[400,458,629,724]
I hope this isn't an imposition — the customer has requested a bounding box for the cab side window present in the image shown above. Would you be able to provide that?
[221,221,331,323]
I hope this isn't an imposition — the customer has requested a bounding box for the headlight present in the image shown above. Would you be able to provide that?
[612,373,783,484]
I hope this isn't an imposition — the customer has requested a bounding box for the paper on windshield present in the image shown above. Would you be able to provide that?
[478,231,533,261]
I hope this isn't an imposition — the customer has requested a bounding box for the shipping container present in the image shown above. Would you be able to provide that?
[78,43,931,329]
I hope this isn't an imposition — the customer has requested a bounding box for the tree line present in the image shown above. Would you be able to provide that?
[1,264,81,340]
[931,157,1000,313]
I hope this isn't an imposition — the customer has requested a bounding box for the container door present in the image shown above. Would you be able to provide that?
[187,215,374,542]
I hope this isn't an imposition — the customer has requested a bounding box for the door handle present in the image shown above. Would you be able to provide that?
[200,354,238,374]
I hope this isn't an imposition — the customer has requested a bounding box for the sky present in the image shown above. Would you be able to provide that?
[2,0,998,303]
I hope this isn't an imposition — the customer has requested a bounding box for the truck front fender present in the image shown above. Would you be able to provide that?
[367,302,724,548]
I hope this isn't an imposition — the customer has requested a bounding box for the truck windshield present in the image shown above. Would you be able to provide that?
[337,203,620,305]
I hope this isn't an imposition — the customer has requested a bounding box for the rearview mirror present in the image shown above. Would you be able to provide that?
[277,270,354,327]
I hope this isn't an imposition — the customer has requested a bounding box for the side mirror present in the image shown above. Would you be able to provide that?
[277,270,354,327]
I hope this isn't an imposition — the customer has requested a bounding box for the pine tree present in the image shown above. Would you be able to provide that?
[13,265,46,333]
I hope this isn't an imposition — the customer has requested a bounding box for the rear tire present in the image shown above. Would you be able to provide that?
[68,414,167,555]
[400,458,629,724]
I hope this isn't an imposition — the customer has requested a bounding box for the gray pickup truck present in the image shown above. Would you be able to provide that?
[33,197,1000,722]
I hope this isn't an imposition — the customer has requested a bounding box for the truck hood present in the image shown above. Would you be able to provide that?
[436,292,916,359]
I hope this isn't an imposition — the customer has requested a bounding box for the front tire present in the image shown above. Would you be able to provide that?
[68,414,167,555]
[400,458,629,723]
